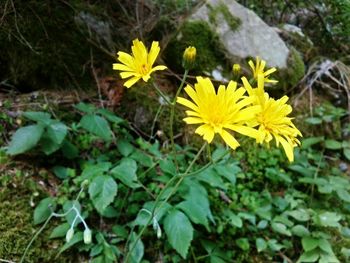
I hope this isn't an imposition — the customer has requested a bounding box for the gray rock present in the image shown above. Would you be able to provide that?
[191,0,290,68]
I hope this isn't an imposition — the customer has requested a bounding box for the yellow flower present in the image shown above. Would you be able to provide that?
[177,77,261,150]
[232,64,241,75]
[248,56,278,84]
[182,46,196,69]
[113,39,167,88]
[242,75,302,162]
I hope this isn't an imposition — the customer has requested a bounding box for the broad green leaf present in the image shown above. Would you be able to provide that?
[111,158,139,188]
[130,150,153,167]
[52,166,75,180]
[46,122,68,145]
[75,102,96,114]
[63,200,81,226]
[305,117,322,125]
[214,163,239,184]
[256,238,267,252]
[227,212,243,228]
[325,139,342,150]
[97,108,124,124]
[116,139,134,157]
[236,238,250,251]
[80,114,112,141]
[78,162,111,182]
[313,211,341,227]
[40,133,61,155]
[22,111,52,126]
[344,148,350,161]
[301,137,324,149]
[61,140,79,159]
[271,222,291,236]
[164,209,193,259]
[89,175,117,213]
[128,232,144,263]
[318,239,333,254]
[336,189,350,202]
[302,237,319,251]
[298,251,319,262]
[177,199,209,229]
[159,159,177,175]
[49,223,70,239]
[319,254,339,263]
[257,220,268,229]
[267,239,284,251]
[34,197,56,225]
[291,225,310,237]
[7,124,44,155]
[287,209,310,222]
[238,212,256,225]
[197,167,226,190]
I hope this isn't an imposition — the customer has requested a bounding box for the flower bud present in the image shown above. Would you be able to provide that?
[66,228,74,243]
[182,46,196,70]
[83,228,92,244]
[232,64,241,75]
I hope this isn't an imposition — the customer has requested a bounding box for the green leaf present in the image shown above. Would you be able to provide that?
[75,102,96,114]
[325,139,343,150]
[128,232,144,263]
[61,140,79,159]
[298,251,319,262]
[97,108,124,124]
[130,150,153,167]
[214,163,239,184]
[159,159,177,175]
[40,133,61,155]
[78,162,111,182]
[271,222,291,236]
[302,237,319,252]
[318,239,333,254]
[287,209,310,222]
[344,148,350,161]
[301,137,324,149]
[116,139,134,157]
[52,166,75,180]
[49,223,70,239]
[63,200,81,226]
[291,225,310,237]
[89,175,117,214]
[7,124,44,155]
[336,189,350,202]
[111,158,139,188]
[58,232,83,255]
[305,117,322,125]
[177,199,209,229]
[34,197,55,225]
[256,238,267,252]
[164,209,193,259]
[236,238,250,251]
[134,201,171,226]
[227,212,243,228]
[313,211,341,227]
[46,122,68,145]
[23,111,52,125]
[80,114,112,141]
[197,167,226,190]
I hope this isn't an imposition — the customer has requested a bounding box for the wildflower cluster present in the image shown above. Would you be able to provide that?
[113,39,302,162]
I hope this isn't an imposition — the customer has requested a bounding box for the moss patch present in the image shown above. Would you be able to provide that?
[207,3,241,31]
[0,168,73,262]
[164,20,227,73]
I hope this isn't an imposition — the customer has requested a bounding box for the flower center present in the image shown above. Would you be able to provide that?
[139,64,149,75]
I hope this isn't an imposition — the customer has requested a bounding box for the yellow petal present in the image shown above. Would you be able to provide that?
[276,135,294,162]
[120,72,136,79]
[263,67,277,76]
[147,41,160,66]
[117,52,135,67]
[219,129,240,150]
[177,97,199,112]
[113,63,133,72]
[225,125,260,139]
[124,76,141,88]
[195,124,215,143]
[149,65,167,73]
[184,85,199,105]
[183,117,203,124]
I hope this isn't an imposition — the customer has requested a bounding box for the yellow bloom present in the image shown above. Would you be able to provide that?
[177,77,261,150]
[242,75,302,162]
[248,56,278,84]
[232,64,241,75]
[113,39,167,88]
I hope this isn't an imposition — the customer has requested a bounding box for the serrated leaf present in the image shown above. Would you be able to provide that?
[164,210,193,259]
[46,122,68,145]
[298,250,319,262]
[75,102,96,114]
[49,223,70,239]
[111,158,139,188]
[302,237,319,251]
[214,163,239,184]
[34,197,55,225]
[197,167,226,190]
[23,111,52,124]
[291,225,310,237]
[325,139,342,150]
[159,159,177,175]
[78,162,111,182]
[97,108,124,124]
[80,114,112,141]
[177,199,209,229]
[271,222,291,236]
[7,124,44,155]
[256,238,267,252]
[116,139,134,157]
[89,175,117,214]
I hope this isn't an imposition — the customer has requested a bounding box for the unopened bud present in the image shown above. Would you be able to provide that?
[232,64,241,75]
[84,228,92,244]
[81,179,89,188]
[66,228,74,243]
[182,46,196,70]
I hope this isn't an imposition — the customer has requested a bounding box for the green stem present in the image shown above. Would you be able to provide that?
[124,142,206,263]
[152,81,171,105]
[20,214,53,263]
[169,70,189,169]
